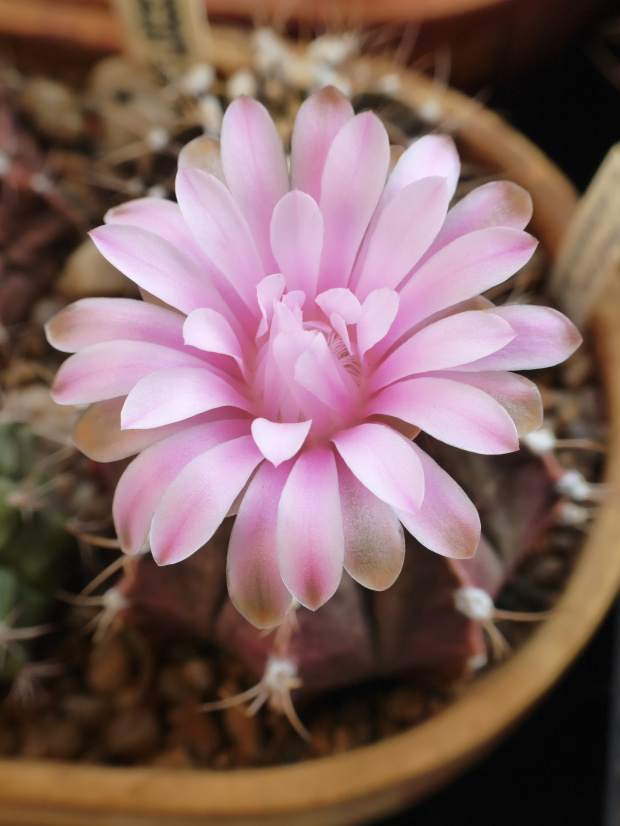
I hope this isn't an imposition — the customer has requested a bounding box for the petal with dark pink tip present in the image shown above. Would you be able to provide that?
[90,224,225,317]
[277,446,344,610]
[290,86,354,202]
[120,366,253,429]
[396,444,480,559]
[369,310,515,391]
[368,376,520,454]
[337,458,405,590]
[46,298,184,354]
[227,461,294,628]
[332,423,424,514]
[351,177,450,299]
[150,435,264,565]
[453,305,583,372]
[113,419,251,554]
[221,97,289,272]
[51,341,206,405]
[318,112,390,291]
[176,168,265,307]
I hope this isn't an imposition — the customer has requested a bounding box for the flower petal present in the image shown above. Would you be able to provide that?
[175,168,264,310]
[113,419,251,554]
[421,180,533,266]
[90,224,225,316]
[121,366,253,429]
[270,190,324,297]
[150,435,264,565]
[51,341,206,405]
[395,443,480,559]
[318,111,390,291]
[438,370,542,436]
[383,134,460,203]
[183,308,246,376]
[316,288,361,324]
[277,446,344,610]
[227,461,294,628]
[332,423,424,514]
[46,298,184,353]
[251,418,312,466]
[370,310,515,391]
[337,458,405,590]
[73,397,189,462]
[368,376,520,454]
[290,85,354,202]
[295,333,355,412]
[388,227,537,345]
[178,134,225,181]
[221,96,289,272]
[357,289,400,359]
[351,177,450,299]
[453,305,583,371]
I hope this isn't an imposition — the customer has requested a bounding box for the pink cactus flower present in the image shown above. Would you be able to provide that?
[46,87,581,628]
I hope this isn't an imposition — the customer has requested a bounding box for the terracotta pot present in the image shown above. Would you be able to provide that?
[1,23,619,826]
[0,0,614,88]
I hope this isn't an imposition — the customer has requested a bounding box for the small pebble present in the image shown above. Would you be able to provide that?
[86,634,133,696]
[103,707,160,760]
[223,706,261,764]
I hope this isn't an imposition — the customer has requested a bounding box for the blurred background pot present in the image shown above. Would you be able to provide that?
[0,0,615,88]
[0,19,619,824]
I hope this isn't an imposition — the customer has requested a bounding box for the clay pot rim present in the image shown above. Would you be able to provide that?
[1,35,618,826]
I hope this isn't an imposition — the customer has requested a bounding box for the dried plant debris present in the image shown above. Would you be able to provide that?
[0,29,607,766]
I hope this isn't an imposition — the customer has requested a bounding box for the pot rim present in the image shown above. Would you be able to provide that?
[1,37,618,826]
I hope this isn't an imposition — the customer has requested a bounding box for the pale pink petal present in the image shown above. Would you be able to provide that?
[318,112,390,291]
[438,370,542,436]
[46,298,184,353]
[221,97,289,272]
[351,177,450,299]
[113,419,251,554]
[369,310,515,391]
[175,168,264,307]
[150,435,264,565]
[276,446,343,610]
[316,288,361,323]
[367,376,520,454]
[452,305,583,371]
[51,341,206,405]
[388,227,538,345]
[337,458,405,590]
[295,334,355,413]
[330,312,351,354]
[270,330,325,423]
[270,190,323,297]
[290,86,354,202]
[251,418,312,466]
[106,196,253,327]
[357,289,400,359]
[227,461,294,628]
[332,423,424,514]
[396,443,480,558]
[89,224,225,316]
[383,134,460,203]
[121,366,253,429]
[183,308,246,376]
[256,274,286,338]
[420,181,533,266]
